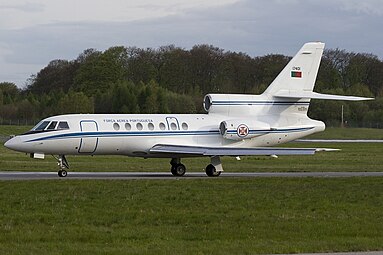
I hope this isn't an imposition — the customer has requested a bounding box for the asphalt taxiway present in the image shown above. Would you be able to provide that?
[1,171,383,180]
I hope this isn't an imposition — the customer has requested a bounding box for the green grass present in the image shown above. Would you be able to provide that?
[0,125,32,137]
[306,127,383,139]
[0,178,382,254]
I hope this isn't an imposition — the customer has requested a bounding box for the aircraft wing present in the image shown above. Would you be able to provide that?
[149,144,328,156]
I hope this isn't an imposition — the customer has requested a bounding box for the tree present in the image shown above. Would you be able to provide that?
[253,54,290,87]
[0,82,19,104]
[322,49,354,88]
[189,45,224,93]
[158,47,191,94]
[57,91,94,114]
[126,47,158,85]
[25,60,79,95]
[316,57,343,91]
[0,89,3,106]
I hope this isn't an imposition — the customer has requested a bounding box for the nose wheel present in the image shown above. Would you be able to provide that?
[54,155,69,177]
[58,170,68,177]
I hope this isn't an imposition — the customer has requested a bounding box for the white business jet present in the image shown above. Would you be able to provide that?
[4,42,372,177]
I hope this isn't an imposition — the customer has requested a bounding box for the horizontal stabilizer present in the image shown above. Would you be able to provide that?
[274,90,374,101]
[150,144,320,156]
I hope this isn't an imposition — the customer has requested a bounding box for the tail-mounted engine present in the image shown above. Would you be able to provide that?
[219,119,271,140]
[204,94,260,116]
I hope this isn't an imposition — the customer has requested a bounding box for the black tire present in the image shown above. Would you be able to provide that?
[61,170,67,177]
[171,164,186,176]
[205,164,221,177]
[171,165,178,176]
[58,170,67,177]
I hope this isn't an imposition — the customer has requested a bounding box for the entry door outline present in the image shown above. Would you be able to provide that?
[78,120,99,153]
[165,117,180,130]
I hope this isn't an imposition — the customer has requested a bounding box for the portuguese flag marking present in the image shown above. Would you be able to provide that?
[291,71,302,78]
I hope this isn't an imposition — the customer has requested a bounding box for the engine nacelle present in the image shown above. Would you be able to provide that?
[219,119,271,140]
[204,94,259,116]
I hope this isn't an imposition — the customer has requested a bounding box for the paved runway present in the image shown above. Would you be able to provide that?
[1,171,383,180]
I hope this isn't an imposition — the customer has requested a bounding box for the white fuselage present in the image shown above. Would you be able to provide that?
[5,93,325,158]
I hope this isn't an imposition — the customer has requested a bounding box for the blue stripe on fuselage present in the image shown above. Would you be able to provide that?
[24,127,314,143]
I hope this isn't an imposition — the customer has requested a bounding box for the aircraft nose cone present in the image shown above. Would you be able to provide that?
[4,137,20,151]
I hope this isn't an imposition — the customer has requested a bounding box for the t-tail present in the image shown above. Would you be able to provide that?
[262,42,373,112]
[204,42,373,118]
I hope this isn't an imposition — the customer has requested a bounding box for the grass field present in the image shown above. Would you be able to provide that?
[306,127,383,139]
[1,125,383,254]
[0,178,382,254]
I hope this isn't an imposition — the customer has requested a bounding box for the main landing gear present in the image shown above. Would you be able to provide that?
[54,155,69,177]
[170,158,186,176]
[170,156,223,177]
[205,164,221,177]
[205,156,222,177]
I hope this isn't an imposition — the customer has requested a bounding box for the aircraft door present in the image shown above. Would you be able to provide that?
[79,120,98,153]
[166,117,180,130]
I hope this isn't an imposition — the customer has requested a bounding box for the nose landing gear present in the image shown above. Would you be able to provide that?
[54,155,69,177]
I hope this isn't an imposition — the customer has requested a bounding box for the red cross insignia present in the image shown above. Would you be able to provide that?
[237,124,249,138]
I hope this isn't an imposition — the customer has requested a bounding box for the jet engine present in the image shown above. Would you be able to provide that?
[219,119,271,140]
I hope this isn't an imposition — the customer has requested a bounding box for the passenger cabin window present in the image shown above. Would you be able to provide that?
[159,122,166,130]
[113,123,120,131]
[182,122,188,130]
[170,123,177,130]
[148,123,154,130]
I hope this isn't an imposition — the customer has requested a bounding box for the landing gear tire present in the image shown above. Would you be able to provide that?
[58,169,67,177]
[205,164,221,177]
[171,164,186,177]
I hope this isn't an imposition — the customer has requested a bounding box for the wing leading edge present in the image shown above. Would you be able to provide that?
[149,144,325,156]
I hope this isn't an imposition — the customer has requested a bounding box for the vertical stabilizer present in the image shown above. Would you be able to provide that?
[263,42,325,96]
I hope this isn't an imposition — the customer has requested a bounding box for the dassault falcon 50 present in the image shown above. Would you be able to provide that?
[4,42,373,177]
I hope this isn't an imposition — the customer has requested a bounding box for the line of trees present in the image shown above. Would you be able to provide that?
[1,44,383,127]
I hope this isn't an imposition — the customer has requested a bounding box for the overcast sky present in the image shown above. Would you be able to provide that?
[1,0,383,88]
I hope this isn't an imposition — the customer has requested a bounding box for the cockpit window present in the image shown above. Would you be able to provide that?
[47,121,58,130]
[23,120,69,135]
[34,121,50,131]
[57,122,69,130]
